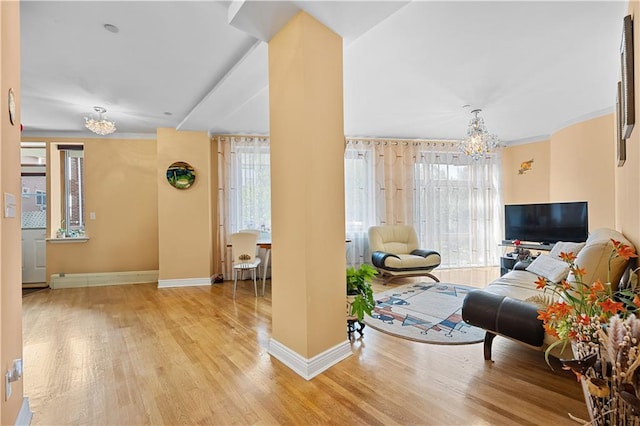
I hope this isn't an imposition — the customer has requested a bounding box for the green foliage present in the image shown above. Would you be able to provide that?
[346,264,377,322]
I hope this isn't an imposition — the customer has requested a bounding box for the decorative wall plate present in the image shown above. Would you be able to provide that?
[166,161,196,189]
[8,88,15,126]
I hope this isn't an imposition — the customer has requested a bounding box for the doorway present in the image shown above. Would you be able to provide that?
[21,142,47,287]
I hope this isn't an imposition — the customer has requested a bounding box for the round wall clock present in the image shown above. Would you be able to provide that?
[8,88,15,126]
[166,161,196,189]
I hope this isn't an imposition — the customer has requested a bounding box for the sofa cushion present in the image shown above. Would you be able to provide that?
[481,270,546,300]
[549,241,586,260]
[525,254,570,283]
[568,228,634,288]
[374,252,441,270]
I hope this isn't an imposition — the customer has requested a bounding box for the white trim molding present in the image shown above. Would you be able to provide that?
[50,270,159,289]
[16,397,33,426]
[157,276,213,288]
[268,338,352,380]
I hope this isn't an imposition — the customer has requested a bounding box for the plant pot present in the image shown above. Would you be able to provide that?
[346,295,357,321]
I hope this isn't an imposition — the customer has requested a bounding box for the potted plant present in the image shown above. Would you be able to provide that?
[346,264,377,322]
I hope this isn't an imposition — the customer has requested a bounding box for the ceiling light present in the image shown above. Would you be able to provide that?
[84,106,116,135]
[459,109,500,160]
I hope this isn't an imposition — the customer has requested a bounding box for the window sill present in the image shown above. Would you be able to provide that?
[46,237,90,244]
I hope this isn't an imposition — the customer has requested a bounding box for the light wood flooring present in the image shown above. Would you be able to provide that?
[23,270,588,425]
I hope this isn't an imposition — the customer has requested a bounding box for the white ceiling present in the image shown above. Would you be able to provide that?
[20,1,629,145]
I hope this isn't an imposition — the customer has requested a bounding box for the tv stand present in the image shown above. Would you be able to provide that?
[499,241,554,276]
[500,254,534,276]
[500,240,554,251]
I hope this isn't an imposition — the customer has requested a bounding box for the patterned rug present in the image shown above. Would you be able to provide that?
[364,282,485,345]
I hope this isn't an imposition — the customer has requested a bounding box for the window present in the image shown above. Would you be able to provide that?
[229,140,271,232]
[344,144,375,267]
[35,190,46,210]
[414,151,502,268]
[217,136,271,278]
[344,140,502,269]
[62,147,84,231]
[20,142,47,227]
[51,144,84,236]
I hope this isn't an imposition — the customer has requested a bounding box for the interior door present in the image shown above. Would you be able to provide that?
[21,172,47,285]
[22,228,46,283]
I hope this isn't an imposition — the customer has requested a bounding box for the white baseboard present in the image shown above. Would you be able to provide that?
[157,276,213,288]
[15,397,33,426]
[49,270,159,289]
[268,338,352,380]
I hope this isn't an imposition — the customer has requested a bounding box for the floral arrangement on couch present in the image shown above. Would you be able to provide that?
[535,239,640,424]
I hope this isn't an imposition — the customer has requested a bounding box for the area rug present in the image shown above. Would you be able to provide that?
[364,282,485,345]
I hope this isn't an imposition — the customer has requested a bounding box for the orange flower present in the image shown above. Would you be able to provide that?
[591,280,605,292]
[598,299,625,315]
[537,310,549,322]
[571,266,587,278]
[543,323,559,338]
[560,252,577,262]
[562,280,572,290]
[614,242,638,260]
[552,301,572,317]
[577,314,591,325]
[535,276,547,289]
[634,294,640,307]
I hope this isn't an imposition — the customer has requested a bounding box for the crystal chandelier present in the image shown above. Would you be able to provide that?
[84,106,116,135]
[459,109,500,160]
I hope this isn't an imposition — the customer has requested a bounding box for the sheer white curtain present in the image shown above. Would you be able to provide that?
[216,136,503,275]
[344,138,502,269]
[414,145,503,268]
[344,142,376,267]
[216,136,271,278]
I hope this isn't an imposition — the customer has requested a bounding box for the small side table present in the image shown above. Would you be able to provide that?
[500,255,518,276]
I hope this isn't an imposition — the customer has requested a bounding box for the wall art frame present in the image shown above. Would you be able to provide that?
[166,161,196,189]
[621,14,635,139]
[617,80,626,167]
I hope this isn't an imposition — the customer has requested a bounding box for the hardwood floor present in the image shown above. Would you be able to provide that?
[23,274,587,425]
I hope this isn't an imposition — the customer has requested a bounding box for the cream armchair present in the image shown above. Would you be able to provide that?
[368,225,441,284]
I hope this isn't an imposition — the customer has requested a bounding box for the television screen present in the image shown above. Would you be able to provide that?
[504,202,588,244]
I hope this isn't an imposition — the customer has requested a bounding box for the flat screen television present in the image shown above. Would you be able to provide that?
[504,201,588,245]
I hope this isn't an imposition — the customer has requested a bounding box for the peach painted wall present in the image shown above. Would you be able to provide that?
[503,113,617,235]
[502,140,550,204]
[21,136,159,278]
[269,12,346,358]
[550,114,616,231]
[1,1,24,423]
[156,128,213,281]
[617,1,640,249]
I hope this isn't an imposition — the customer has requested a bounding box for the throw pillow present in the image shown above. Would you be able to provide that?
[550,241,586,260]
[526,254,571,283]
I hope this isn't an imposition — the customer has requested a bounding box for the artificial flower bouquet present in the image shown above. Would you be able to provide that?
[535,239,640,425]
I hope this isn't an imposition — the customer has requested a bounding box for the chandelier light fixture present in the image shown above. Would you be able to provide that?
[459,109,500,160]
[84,106,116,135]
